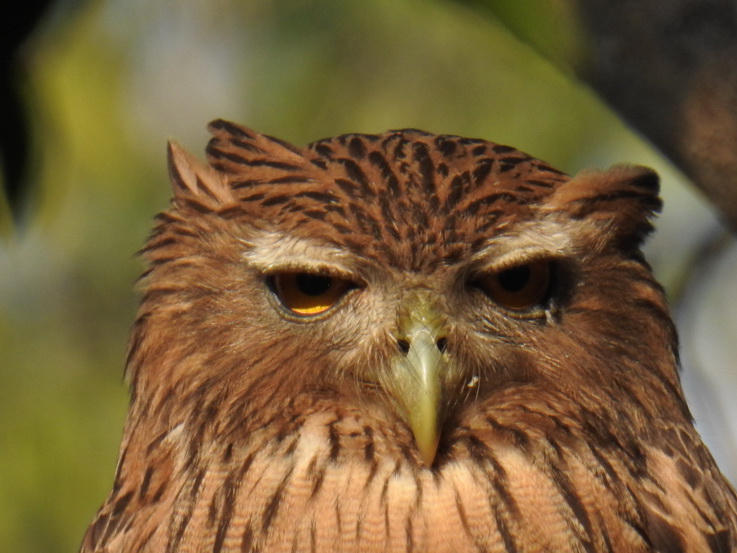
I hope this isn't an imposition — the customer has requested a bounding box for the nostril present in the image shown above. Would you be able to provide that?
[397,339,410,354]
[436,337,448,353]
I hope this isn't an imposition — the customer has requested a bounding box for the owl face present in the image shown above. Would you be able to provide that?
[82,121,737,553]
[129,121,678,467]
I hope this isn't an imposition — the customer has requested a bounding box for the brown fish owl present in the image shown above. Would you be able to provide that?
[81,120,737,552]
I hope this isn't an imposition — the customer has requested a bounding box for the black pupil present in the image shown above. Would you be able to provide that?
[497,265,531,293]
[295,273,332,296]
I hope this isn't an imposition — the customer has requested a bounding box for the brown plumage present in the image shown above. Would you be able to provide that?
[80,119,737,552]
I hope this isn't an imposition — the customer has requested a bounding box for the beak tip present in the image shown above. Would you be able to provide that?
[418,437,440,467]
[412,424,440,467]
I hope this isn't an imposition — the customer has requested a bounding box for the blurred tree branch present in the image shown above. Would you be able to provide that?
[575,0,737,230]
[466,0,737,229]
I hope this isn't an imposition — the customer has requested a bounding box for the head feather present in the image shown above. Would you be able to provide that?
[167,140,235,208]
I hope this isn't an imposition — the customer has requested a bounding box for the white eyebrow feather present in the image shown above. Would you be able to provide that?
[241,231,358,274]
[470,218,582,268]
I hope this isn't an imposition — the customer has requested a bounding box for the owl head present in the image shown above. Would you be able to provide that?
[127,120,682,467]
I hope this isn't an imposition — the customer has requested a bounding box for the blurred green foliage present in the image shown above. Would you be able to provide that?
[0,1,718,552]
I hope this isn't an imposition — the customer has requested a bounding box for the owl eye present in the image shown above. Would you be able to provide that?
[271,272,355,316]
[475,260,552,312]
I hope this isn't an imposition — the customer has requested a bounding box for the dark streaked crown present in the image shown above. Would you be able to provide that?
[166,120,660,272]
[201,120,570,271]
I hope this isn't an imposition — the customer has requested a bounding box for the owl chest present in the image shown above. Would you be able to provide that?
[169,431,651,553]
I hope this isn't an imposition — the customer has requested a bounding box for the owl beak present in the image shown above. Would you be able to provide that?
[391,291,449,467]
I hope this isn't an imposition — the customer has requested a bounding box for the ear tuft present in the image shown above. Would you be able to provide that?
[546,165,662,249]
[167,140,234,206]
[205,119,307,175]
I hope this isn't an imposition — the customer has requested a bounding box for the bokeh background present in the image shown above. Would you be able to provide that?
[1,1,735,551]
